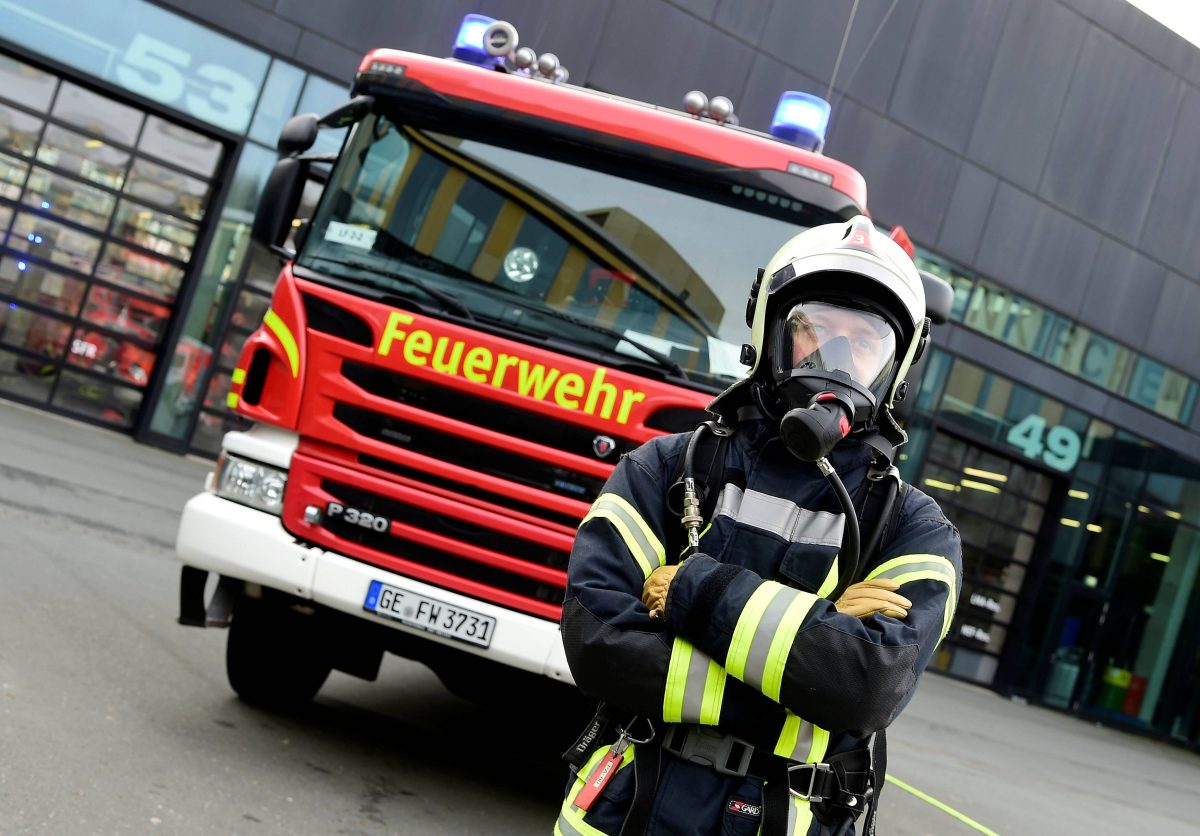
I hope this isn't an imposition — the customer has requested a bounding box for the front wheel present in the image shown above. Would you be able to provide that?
[225,594,332,708]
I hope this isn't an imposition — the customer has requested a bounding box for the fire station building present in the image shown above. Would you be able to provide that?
[1,0,1198,750]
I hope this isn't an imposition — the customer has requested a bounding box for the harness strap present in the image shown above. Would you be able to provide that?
[619,735,660,836]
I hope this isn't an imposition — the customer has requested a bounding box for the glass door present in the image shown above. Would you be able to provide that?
[918,428,1061,687]
[0,52,223,429]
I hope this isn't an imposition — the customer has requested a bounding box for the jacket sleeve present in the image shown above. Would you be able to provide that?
[560,438,786,742]
[663,485,962,738]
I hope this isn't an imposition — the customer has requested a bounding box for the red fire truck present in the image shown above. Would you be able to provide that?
[175,15,903,710]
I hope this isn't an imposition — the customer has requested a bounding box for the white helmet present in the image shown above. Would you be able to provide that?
[733,215,929,431]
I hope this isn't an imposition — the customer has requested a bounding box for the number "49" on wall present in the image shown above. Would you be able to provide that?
[1005,414,1081,473]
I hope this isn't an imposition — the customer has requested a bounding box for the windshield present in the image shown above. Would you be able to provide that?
[297,112,822,389]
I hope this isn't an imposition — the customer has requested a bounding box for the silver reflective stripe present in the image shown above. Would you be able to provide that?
[681,646,713,723]
[740,588,796,692]
[556,811,591,836]
[715,484,844,545]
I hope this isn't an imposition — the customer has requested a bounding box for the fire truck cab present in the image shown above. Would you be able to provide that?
[175,15,888,712]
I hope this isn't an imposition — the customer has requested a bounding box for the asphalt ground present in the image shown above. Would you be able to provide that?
[1,399,1199,834]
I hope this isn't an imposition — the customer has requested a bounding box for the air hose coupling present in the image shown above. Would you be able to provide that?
[681,475,703,552]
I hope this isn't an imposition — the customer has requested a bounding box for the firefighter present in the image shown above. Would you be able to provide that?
[556,216,962,836]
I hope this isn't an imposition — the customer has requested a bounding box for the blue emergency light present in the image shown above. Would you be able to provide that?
[769,91,831,152]
[452,13,498,66]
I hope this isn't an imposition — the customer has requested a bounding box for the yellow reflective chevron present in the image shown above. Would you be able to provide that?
[865,554,958,639]
[726,581,818,700]
[581,493,665,579]
[263,309,299,378]
[663,637,726,724]
[231,367,246,384]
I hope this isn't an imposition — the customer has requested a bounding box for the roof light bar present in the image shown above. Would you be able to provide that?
[770,91,831,152]
[452,13,499,66]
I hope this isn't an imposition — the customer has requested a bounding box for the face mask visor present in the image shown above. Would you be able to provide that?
[779,301,898,403]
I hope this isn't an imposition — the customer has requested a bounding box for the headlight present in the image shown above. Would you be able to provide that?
[214,453,288,516]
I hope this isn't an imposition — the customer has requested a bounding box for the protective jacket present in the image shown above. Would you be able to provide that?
[558,420,961,836]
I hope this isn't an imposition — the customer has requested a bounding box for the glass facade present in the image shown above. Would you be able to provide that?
[917,249,1199,426]
[903,348,1200,747]
[0,54,221,428]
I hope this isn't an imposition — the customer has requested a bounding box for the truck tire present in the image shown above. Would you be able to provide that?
[226,595,332,708]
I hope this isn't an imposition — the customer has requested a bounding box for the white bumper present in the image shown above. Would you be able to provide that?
[176,492,573,684]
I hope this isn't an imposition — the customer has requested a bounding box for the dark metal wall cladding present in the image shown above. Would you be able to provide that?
[161,0,1200,420]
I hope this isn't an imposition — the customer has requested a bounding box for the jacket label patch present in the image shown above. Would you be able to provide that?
[727,799,762,818]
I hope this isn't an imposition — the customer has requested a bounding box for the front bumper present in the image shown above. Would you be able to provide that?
[176,491,573,684]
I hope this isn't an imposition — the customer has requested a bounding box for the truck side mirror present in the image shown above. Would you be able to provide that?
[278,113,319,156]
[319,95,374,129]
[250,156,309,253]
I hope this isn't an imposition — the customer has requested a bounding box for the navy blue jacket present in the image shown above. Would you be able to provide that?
[557,422,962,836]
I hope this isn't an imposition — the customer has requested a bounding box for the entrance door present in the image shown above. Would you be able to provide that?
[918,428,1062,687]
[0,52,223,430]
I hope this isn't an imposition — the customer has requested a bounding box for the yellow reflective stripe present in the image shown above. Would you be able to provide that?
[788,793,813,834]
[226,392,239,409]
[773,712,829,763]
[663,639,693,723]
[263,309,299,378]
[774,712,805,759]
[761,592,817,702]
[865,553,956,583]
[866,554,958,640]
[663,638,726,724]
[807,725,829,764]
[700,656,725,725]
[231,367,246,384]
[582,508,653,579]
[597,493,664,568]
[815,557,839,598]
[558,743,636,835]
[726,583,782,680]
[580,493,665,579]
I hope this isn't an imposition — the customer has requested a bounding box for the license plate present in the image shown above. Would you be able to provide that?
[363,581,495,648]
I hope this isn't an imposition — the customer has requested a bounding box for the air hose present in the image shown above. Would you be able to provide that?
[816,456,860,591]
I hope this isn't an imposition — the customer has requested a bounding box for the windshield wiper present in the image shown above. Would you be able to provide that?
[501,301,688,380]
[306,254,474,321]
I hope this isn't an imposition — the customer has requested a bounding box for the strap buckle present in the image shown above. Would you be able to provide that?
[786,762,833,802]
[661,725,754,777]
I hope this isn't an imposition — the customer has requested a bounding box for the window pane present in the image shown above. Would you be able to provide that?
[0,344,57,402]
[0,150,29,199]
[95,242,185,300]
[64,323,157,387]
[0,101,44,157]
[21,166,117,229]
[0,54,57,111]
[112,199,198,261]
[50,369,141,428]
[9,210,102,272]
[36,124,129,190]
[0,202,11,233]
[50,81,144,147]
[249,60,305,147]
[124,158,207,220]
[0,255,88,315]
[81,284,172,344]
[0,301,72,357]
[297,75,349,157]
[137,115,221,178]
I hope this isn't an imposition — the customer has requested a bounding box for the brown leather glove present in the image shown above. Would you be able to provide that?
[642,564,680,621]
[834,578,911,620]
